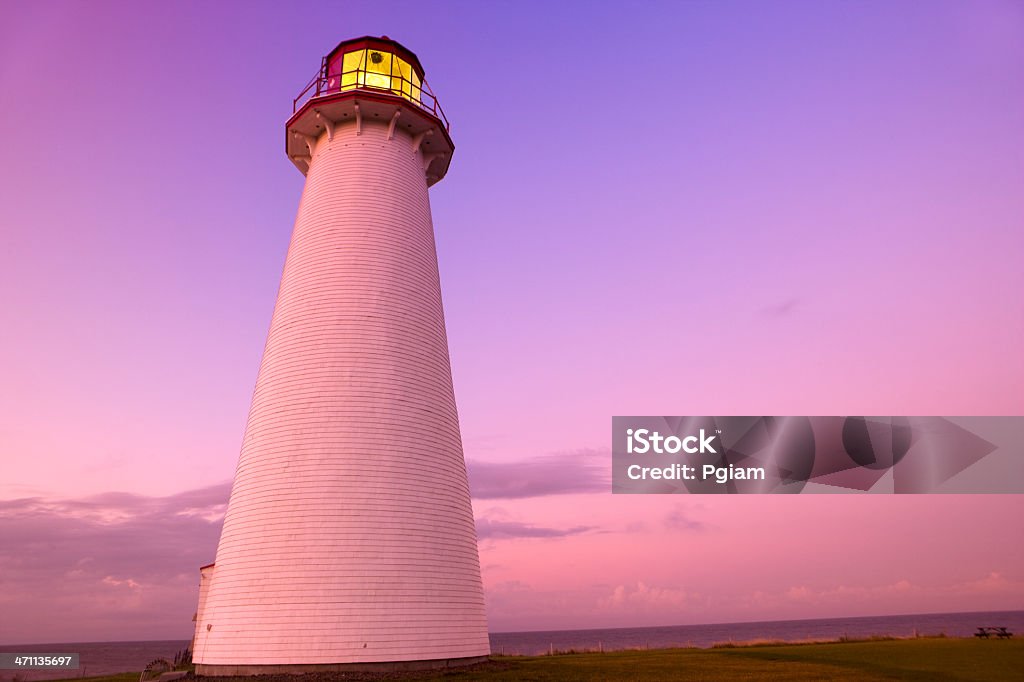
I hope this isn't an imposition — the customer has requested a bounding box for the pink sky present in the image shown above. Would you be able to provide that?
[1,0,1023,644]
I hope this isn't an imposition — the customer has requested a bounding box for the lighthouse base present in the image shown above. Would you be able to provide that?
[195,656,490,676]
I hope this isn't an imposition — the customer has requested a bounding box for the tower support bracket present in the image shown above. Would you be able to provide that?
[294,131,318,156]
[316,111,335,141]
[387,109,402,141]
[411,129,434,154]
[422,152,445,171]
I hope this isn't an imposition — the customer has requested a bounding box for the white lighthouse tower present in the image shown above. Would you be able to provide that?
[192,36,489,673]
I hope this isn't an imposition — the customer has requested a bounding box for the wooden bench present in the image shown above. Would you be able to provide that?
[975,627,1013,639]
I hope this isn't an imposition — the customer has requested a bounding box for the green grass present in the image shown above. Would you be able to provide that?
[432,639,1023,681]
[44,638,1023,682]
[43,675,138,682]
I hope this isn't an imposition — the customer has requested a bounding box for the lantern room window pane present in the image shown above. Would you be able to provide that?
[409,70,422,103]
[342,50,365,72]
[364,50,392,90]
[341,50,364,90]
[392,57,407,96]
[390,56,406,98]
[392,56,421,104]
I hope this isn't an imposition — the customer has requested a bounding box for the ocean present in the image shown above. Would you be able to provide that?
[2,610,1021,680]
[488,610,1024,655]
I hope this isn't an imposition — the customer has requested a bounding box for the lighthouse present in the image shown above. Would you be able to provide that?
[192,37,489,673]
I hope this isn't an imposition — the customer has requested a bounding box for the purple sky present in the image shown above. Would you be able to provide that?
[1,0,1023,644]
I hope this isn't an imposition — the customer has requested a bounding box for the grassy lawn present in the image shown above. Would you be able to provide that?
[44,675,139,682]
[437,639,1023,681]
[45,639,1023,682]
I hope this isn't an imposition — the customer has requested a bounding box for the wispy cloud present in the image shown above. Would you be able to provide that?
[476,518,595,540]
[599,581,689,611]
[0,484,229,644]
[748,572,1024,612]
[664,503,708,532]
[467,449,609,499]
[761,298,801,318]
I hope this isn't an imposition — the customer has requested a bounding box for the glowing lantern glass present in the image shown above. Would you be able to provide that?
[335,47,422,104]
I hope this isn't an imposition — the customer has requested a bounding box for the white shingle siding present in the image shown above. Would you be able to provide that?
[192,119,489,666]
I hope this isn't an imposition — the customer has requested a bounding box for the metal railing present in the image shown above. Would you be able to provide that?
[293,67,449,131]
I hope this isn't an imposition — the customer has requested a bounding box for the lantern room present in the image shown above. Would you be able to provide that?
[325,36,424,104]
[287,36,454,184]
